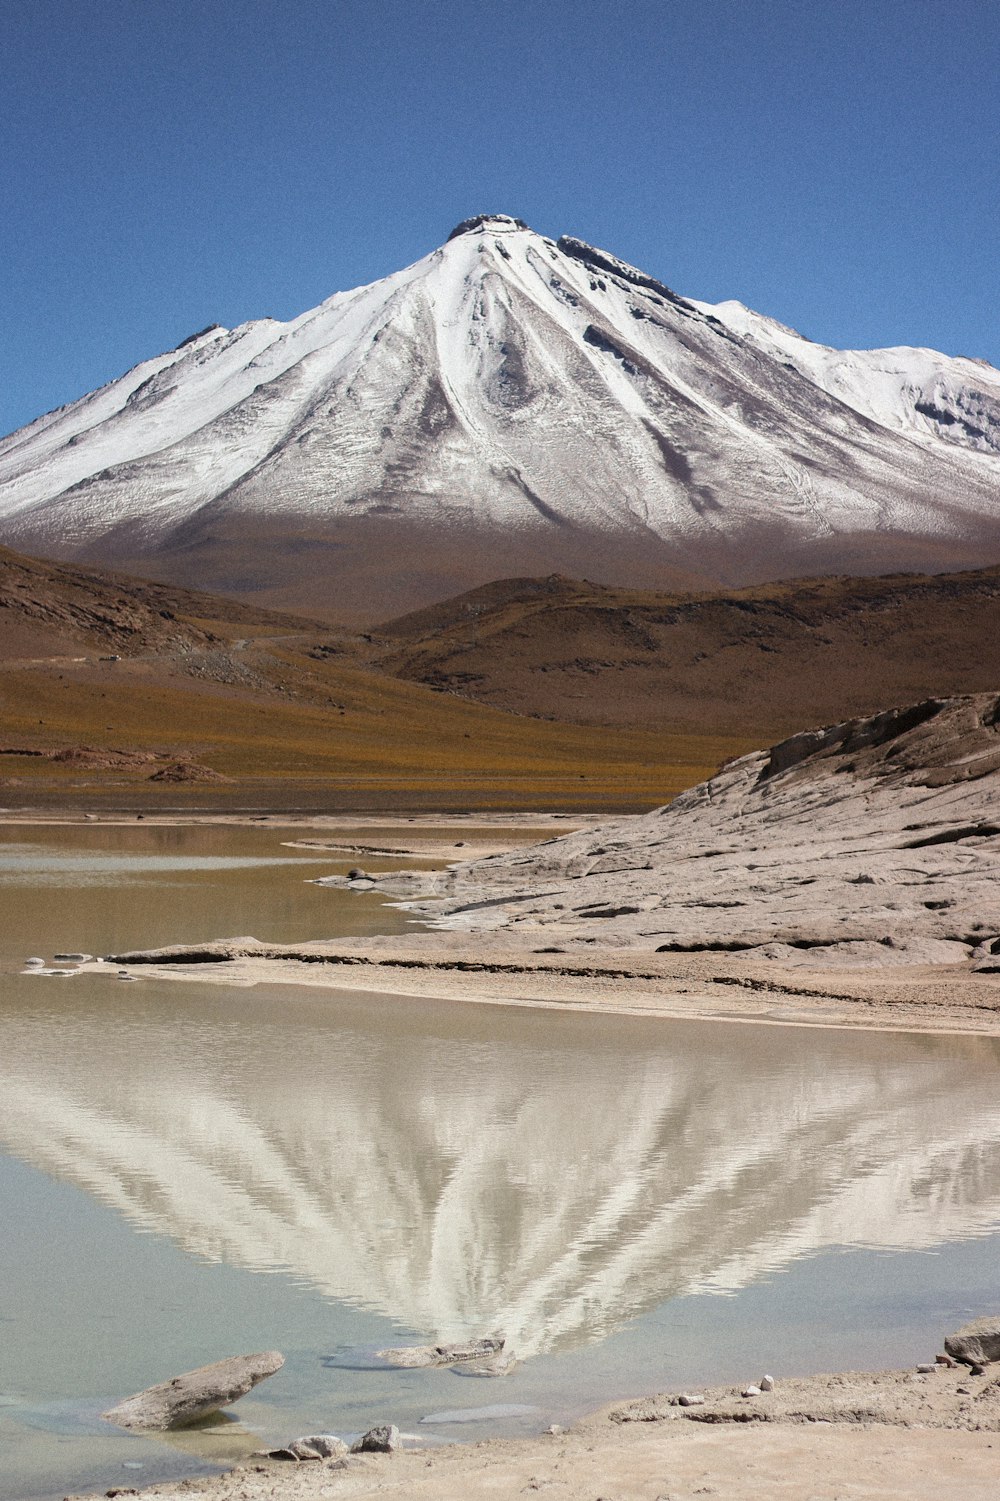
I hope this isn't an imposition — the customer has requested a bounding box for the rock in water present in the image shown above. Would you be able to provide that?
[378,1337,505,1369]
[944,1317,1000,1368]
[101,1351,284,1430]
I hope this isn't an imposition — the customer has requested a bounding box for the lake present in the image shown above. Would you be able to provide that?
[2,822,1000,1500]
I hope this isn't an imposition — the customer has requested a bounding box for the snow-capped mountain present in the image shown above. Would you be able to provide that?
[2,213,999,618]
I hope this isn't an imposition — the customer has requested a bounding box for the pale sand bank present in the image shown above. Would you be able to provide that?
[98,933,1000,1036]
[68,1364,1000,1501]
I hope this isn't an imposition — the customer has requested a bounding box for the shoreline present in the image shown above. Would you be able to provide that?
[8,805,994,1037]
[66,1360,1000,1501]
[96,935,1000,1037]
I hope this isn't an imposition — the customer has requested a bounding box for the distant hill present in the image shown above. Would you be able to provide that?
[0,546,734,811]
[374,566,1000,738]
[0,543,321,663]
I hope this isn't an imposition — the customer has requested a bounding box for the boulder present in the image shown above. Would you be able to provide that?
[102,1351,284,1430]
[351,1423,400,1453]
[944,1317,1000,1369]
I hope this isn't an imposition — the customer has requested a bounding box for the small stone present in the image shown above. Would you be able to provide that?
[957,1385,972,1395]
[759,1374,775,1391]
[678,1394,705,1407]
[916,1363,937,1374]
[24,957,46,967]
[54,953,91,962]
[741,1385,762,1397]
[544,1424,563,1435]
[117,972,139,981]
[935,1353,958,1368]
[351,1423,400,1453]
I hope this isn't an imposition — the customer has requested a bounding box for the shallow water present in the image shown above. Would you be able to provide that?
[2,823,1000,1499]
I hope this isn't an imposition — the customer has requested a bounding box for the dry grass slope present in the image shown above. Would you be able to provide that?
[374,567,1000,737]
[0,547,747,810]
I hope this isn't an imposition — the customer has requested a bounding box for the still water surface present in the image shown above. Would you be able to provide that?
[2,823,1000,1499]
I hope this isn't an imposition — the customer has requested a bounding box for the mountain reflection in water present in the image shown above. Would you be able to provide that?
[2,983,1000,1360]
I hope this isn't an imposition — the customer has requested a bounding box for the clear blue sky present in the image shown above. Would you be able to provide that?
[2,0,998,438]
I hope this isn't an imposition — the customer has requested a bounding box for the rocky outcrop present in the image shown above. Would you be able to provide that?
[148,760,228,783]
[366,692,1000,968]
[101,1351,284,1430]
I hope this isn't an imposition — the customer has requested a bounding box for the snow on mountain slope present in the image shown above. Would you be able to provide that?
[2,214,999,618]
[694,296,1000,453]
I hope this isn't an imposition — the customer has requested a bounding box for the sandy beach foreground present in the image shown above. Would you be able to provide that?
[69,1364,1000,1501]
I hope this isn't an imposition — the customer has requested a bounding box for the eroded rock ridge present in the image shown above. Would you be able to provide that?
[372,691,1000,968]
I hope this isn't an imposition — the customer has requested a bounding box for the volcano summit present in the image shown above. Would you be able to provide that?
[2,215,999,619]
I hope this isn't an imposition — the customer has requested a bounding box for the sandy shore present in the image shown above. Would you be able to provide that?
[96,929,1000,1036]
[68,1363,1000,1501]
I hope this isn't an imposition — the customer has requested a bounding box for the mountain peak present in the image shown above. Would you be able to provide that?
[446,214,531,241]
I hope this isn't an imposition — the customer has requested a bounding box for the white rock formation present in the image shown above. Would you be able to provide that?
[384,692,1000,967]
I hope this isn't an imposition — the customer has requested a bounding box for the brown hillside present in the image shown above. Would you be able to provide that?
[374,567,1000,738]
[0,547,740,812]
[0,543,325,660]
